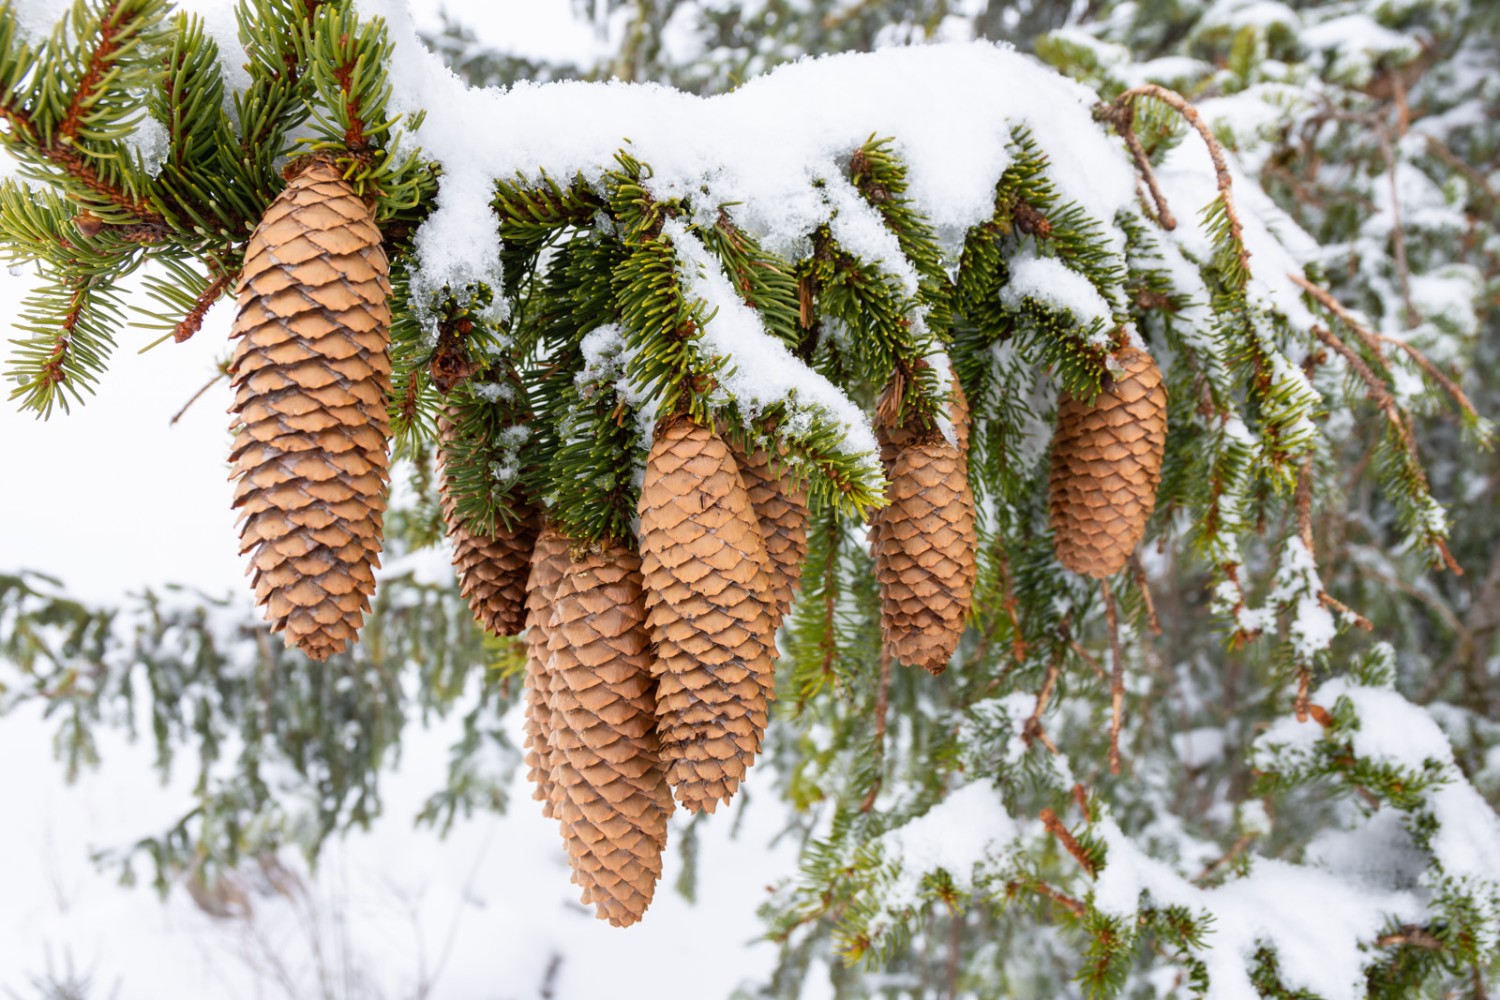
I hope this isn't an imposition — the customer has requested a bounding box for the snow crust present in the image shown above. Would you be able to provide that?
[667,219,879,461]
[359,0,1139,298]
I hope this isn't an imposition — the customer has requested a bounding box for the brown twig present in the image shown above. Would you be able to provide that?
[1128,554,1162,635]
[1425,136,1500,207]
[170,370,228,426]
[1194,832,1255,884]
[1022,645,1063,756]
[1318,591,1374,631]
[1310,324,1424,485]
[1040,808,1098,877]
[1071,783,1092,823]
[1289,273,1388,363]
[173,272,234,343]
[1374,333,1481,422]
[1102,580,1126,776]
[1376,925,1444,951]
[860,649,893,813]
[1114,84,1249,273]
[1013,880,1087,918]
[1295,667,1311,724]
[1100,101,1177,230]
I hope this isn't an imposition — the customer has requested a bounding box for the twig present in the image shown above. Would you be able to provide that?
[860,649,892,813]
[1318,591,1373,631]
[170,371,227,425]
[1071,783,1092,823]
[1289,273,1387,363]
[1021,645,1063,755]
[174,272,234,343]
[1374,333,1481,422]
[1425,136,1500,207]
[1040,808,1098,877]
[1194,832,1255,884]
[1114,84,1249,273]
[1376,925,1444,951]
[1101,101,1177,230]
[1102,580,1126,776]
[1310,324,1424,484]
[1295,667,1311,723]
[1128,554,1162,635]
[1014,880,1087,918]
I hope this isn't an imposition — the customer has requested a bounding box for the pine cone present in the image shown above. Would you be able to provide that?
[1049,347,1168,578]
[523,525,571,819]
[874,435,978,674]
[870,375,979,675]
[639,420,776,813]
[229,161,392,661]
[729,440,809,629]
[546,544,673,927]
[437,410,537,636]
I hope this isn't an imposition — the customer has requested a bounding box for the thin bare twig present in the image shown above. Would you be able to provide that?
[1128,554,1162,635]
[1114,84,1249,273]
[1101,101,1177,230]
[1374,333,1481,421]
[1040,808,1098,877]
[1102,580,1126,775]
[860,649,893,813]
[169,370,227,425]
[1290,273,1388,363]
[1022,645,1063,755]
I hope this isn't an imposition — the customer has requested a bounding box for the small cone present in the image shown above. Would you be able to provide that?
[546,544,673,927]
[638,419,776,814]
[229,160,392,661]
[1049,347,1168,578]
[523,526,572,819]
[871,376,979,675]
[437,410,538,636]
[729,440,809,628]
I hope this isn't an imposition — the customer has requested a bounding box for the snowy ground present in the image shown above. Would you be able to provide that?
[0,4,806,997]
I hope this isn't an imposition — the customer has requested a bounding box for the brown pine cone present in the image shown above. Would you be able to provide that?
[523,526,571,820]
[638,419,776,814]
[870,373,979,675]
[229,160,392,662]
[546,544,673,927]
[1049,347,1168,578]
[729,440,809,629]
[874,436,978,674]
[437,410,537,636]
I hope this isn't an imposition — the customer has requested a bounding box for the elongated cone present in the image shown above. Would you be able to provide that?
[1049,347,1168,578]
[546,544,673,926]
[437,410,538,636]
[523,526,571,819]
[729,441,809,629]
[229,161,392,661]
[639,420,776,813]
[871,377,979,675]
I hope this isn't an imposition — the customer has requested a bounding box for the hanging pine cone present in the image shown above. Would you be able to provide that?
[729,440,809,628]
[639,419,776,813]
[871,376,979,675]
[1048,346,1168,578]
[229,160,392,662]
[523,526,571,820]
[437,409,538,636]
[546,543,673,927]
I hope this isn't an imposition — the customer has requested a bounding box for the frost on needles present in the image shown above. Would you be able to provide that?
[0,0,1496,994]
